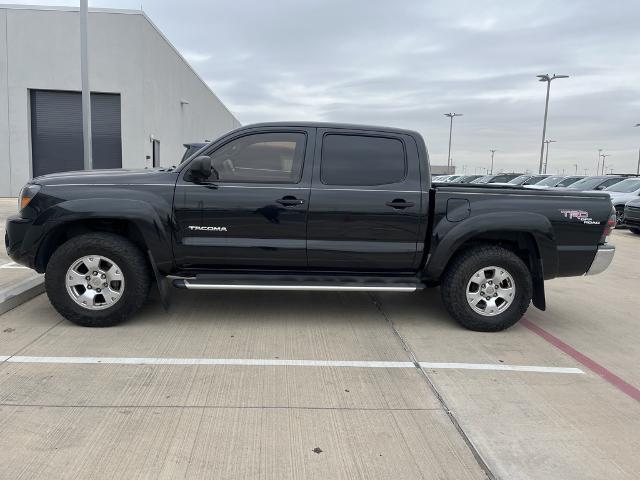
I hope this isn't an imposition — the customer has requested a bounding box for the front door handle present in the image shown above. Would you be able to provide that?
[277,196,305,206]
[386,199,415,209]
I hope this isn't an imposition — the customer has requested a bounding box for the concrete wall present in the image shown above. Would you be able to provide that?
[0,5,240,196]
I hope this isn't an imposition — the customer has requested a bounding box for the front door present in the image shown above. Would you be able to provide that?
[174,128,314,269]
[307,129,424,271]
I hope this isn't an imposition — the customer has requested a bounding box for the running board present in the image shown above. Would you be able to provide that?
[172,274,423,292]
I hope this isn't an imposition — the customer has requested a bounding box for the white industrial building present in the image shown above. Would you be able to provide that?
[0,4,241,196]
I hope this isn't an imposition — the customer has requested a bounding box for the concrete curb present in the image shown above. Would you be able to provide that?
[0,275,45,315]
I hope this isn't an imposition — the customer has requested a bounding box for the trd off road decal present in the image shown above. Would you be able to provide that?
[559,210,599,225]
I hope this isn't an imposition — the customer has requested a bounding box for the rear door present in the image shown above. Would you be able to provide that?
[307,128,423,271]
[173,127,314,269]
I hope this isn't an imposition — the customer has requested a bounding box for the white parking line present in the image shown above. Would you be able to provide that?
[0,355,584,374]
[419,362,584,374]
[0,262,29,269]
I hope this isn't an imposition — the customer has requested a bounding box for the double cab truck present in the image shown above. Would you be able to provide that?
[6,122,617,331]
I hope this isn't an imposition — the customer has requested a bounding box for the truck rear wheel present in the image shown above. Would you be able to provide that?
[441,245,532,332]
[45,233,151,327]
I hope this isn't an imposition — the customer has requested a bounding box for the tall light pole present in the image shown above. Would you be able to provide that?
[601,153,611,175]
[635,124,640,175]
[489,149,497,174]
[543,139,556,174]
[444,113,462,173]
[536,74,569,174]
[597,148,602,176]
[80,0,92,170]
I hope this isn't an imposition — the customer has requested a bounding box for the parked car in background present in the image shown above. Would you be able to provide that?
[505,174,550,186]
[599,178,640,226]
[565,175,625,192]
[471,173,523,184]
[524,175,566,189]
[180,142,207,163]
[433,175,454,182]
[553,175,585,188]
[624,198,640,234]
[442,175,464,182]
[526,175,584,189]
[450,174,484,183]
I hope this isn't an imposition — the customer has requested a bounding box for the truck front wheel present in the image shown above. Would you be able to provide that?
[45,233,151,327]
[440,245,532,332]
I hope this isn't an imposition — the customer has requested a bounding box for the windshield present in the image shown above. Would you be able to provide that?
[557,176,582,187]
[507,175,531,185]
[535,176,565,187]
[525,175,551,185]
[568,177,606,189]
[605,178,640,193]
[489,174,520,183]
[472,175,492,183]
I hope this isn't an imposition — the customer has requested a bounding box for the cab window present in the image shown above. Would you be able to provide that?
[206,132,306,183]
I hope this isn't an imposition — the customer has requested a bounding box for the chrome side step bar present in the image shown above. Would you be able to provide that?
[180,281,417,292]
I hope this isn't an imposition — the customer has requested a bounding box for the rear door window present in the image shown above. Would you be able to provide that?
[320,134,406,186]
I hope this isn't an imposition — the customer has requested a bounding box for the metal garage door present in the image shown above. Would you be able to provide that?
[30,90,122,177]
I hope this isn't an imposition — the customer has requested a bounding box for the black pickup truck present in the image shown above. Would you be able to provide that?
[6,122,616,331]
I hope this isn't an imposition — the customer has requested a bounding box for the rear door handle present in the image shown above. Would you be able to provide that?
[386,199,415,209]
[277,196,305,206]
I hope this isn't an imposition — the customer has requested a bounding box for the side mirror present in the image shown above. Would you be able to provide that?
[188,156,212,181]
[595,185,605,190]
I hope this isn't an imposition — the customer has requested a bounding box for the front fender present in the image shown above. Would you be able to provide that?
[424,211,558,280]
[32,198,173,273]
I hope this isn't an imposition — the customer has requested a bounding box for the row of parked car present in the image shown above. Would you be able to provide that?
[433,173,640,232]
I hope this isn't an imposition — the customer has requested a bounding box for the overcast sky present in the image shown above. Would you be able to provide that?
[7,0,640,174]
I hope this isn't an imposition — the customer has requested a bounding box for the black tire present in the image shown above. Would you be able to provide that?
[630,228,640,235]
[615,206,626,227]
[45,233,151,327]
[440,245,532,332]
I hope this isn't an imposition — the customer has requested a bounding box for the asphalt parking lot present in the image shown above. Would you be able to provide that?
[0,219,638,478]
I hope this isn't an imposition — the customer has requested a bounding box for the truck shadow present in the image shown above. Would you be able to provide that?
[138,286,457,330]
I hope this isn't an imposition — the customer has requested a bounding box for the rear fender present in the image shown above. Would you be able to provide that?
[424,212,557,309]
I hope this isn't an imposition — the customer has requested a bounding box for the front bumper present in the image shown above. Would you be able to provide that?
[624,205,640,228]
[5,214,37,268]
[585,244,615,276]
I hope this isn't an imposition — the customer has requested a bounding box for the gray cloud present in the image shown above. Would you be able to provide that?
[9,0,640,173]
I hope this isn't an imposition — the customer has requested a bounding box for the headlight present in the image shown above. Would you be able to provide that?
[19,184,41,210]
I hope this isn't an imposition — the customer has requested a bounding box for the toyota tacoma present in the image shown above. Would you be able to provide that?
[5,122,616,331]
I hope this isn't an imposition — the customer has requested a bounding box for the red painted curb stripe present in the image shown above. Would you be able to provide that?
[521,318,640,402]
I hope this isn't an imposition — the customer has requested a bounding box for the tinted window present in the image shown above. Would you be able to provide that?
[321,134,406,186]
[599,178,624,189]
[535,176,564,187]
[507,175,531,185]
[557,176,582,187]
[605,178,640,192]
[524,175,550,185]
[568,177,607,189]
[205,132,305,183]
[472,176,492,183]
[488,174,520,183]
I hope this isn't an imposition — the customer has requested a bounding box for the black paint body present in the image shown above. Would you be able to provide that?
[6,122,613,298]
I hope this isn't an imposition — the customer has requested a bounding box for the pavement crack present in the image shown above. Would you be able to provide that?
[368,292,497,480]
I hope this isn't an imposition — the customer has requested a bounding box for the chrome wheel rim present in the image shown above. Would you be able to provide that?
[466,266,516,317]
[65,255,125,310]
